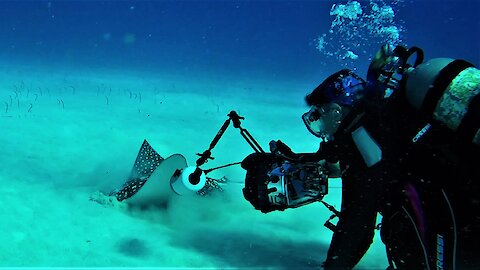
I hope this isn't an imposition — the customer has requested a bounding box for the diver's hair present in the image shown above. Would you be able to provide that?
[305,69,366,107]
[306,69,352,106]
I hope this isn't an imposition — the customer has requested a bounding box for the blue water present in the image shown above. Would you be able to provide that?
[1,0,478,83]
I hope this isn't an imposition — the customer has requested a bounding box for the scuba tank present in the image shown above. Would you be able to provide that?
[404,58,480,145]
[367,44,480,146]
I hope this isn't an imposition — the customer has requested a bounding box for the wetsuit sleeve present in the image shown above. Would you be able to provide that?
[323,173,378,269]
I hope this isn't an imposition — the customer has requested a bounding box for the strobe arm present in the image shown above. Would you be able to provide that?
[195,111,264,168]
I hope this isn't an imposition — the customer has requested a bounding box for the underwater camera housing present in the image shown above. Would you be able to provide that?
[183,110,329,214]
[241,152,329,213]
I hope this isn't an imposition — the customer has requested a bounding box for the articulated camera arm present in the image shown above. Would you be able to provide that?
[188,111,264,184]
[195,111,264,168]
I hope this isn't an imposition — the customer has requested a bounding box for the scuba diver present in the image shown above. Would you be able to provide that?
[302,67,408,269]
[242,44,479,269]
[301,45,480,269]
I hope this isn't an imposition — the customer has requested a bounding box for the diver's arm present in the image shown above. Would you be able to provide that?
[323,173,378,269]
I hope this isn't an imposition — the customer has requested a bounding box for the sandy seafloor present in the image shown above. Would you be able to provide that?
[0,63,387,269]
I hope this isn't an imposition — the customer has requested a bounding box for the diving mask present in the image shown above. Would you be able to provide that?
[302,103,343,139]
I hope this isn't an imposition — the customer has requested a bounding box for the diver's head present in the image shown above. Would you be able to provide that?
[303,69,366,140]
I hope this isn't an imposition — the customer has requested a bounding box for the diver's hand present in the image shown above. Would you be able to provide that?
[270,140,327,163]
[269,140,298,160]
